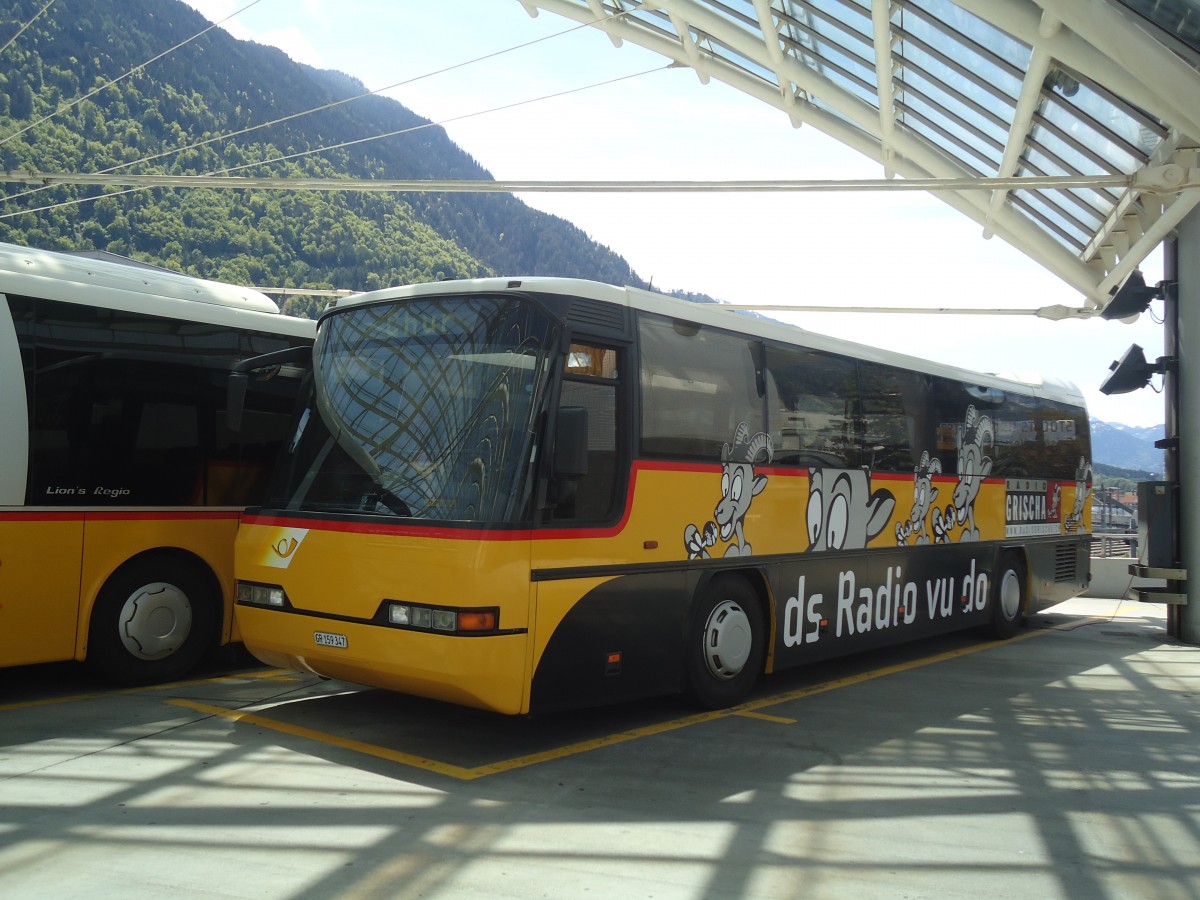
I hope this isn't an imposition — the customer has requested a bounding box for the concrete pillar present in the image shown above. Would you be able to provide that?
[1177,210,1200,642]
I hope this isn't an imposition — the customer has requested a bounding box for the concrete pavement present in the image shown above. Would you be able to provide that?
[0,597,1197,899]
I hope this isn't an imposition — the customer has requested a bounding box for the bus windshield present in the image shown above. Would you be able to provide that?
[270,294,556,523]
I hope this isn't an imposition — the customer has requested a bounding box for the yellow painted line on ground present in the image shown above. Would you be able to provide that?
[168,623,1073,781]
[171,698,482,779]
[172,697,743,780]
[734,710,798,724]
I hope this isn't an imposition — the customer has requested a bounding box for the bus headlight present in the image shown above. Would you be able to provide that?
[236,582,288,607]
[385,602,497,634]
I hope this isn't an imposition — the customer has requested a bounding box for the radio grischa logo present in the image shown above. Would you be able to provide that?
[1005,478,1061,537]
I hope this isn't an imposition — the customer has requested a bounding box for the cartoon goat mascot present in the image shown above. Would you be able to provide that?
[684,422,773,559]
[1065,456,1093,533]
[896,450,941,546]
[933,404,994,542]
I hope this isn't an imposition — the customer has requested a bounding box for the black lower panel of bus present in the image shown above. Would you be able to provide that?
[530,570,692,714]
[529,538,1087,713]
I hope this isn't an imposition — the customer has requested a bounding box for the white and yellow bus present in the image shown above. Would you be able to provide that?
[0,242,314,683]
[234,277,1092,714]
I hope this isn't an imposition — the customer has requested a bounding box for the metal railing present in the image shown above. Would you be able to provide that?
[1091,531,1138,558]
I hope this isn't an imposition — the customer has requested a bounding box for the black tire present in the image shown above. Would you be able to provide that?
[684,575,766,709]
[989,552,1027,639]
[87,555,219,684]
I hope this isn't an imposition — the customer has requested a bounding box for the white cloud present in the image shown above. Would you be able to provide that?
[182,1,325,67]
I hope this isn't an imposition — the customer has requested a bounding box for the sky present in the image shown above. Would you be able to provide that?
[179,0,1168,428]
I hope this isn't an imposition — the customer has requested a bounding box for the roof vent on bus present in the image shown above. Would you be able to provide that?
[565,298,631,340]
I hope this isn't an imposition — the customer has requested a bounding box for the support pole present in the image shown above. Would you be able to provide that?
[1163,235,1181,638]
[1176,210,1200,641]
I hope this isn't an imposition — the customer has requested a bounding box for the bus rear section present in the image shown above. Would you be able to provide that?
[0,242,314,682]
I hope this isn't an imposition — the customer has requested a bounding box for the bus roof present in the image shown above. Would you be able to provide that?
[328,275,1087,408]
[0,241,314,338]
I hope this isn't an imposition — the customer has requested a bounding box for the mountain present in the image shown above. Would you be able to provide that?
[1090,420,1165,475]
[0,0,665,313]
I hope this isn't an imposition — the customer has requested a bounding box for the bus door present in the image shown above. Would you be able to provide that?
[528,341,686,710]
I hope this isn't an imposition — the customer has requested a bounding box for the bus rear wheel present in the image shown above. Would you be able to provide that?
[989,552,1027,639]
[684,575,765,709]
[88,556,218,684]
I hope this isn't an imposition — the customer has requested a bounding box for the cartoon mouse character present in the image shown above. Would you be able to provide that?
[805,467,895,552]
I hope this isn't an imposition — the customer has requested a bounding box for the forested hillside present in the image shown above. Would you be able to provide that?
[0,0,652,315]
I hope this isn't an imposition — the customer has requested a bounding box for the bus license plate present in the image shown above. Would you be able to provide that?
[314,631,347,648]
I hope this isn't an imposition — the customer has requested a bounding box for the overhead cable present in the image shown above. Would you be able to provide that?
[0,0,55,57]
[3,6,636,207]
[0,0,267,148]
[0,171,1138,193]
[0,65,668,220]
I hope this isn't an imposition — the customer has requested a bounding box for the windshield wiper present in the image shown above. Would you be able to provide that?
[365,485,412,517]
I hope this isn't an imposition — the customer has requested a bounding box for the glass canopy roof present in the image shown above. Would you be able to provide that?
[519,0,1200,314]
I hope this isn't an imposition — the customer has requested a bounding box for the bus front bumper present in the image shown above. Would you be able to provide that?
[235,604,531,715]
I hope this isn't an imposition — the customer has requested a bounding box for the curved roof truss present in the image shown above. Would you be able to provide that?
[518,0,1200,312]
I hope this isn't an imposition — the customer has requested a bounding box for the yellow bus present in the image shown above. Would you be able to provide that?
[234,277,1091,714]
[0,242,314,683]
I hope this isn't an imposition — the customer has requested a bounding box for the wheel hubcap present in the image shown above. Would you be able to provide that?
[999,569,1022,620]
[118,582,193,660]
[702,599,752,680]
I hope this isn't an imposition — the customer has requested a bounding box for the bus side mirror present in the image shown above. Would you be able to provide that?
[554,406,589,479]
[227,344,313,432]
[227,372,249,432]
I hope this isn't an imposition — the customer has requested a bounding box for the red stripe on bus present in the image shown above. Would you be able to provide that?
[0,509,241,523]
[239,462,1073,542]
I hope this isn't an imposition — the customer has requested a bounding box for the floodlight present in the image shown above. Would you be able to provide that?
[1101,271,1162,321]
[1099,344,1170,395]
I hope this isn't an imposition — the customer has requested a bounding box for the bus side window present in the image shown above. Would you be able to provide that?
[764,344,857,468]
[858,362,925,473]
[554,345,620,522]
[638,315,765,460]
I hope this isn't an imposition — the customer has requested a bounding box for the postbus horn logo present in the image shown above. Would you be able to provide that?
[274,537,299,559]
[262,528,308,569]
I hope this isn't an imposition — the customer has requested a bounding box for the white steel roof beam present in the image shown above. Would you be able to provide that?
[666,6,711,82]
[1037,0,1200,136]
[953,0,1200,141]
[983,42,1052,237]
[523,0,1111,301]
[751,0,804,126]
[647,2,1111,297]
[518,0,625,46]
[871,0,899,178]
[1095,148,1200,294]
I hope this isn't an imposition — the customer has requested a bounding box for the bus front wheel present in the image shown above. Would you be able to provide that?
[87,556,218,684]
[684,575,765,709]
[989,552,1027,639]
